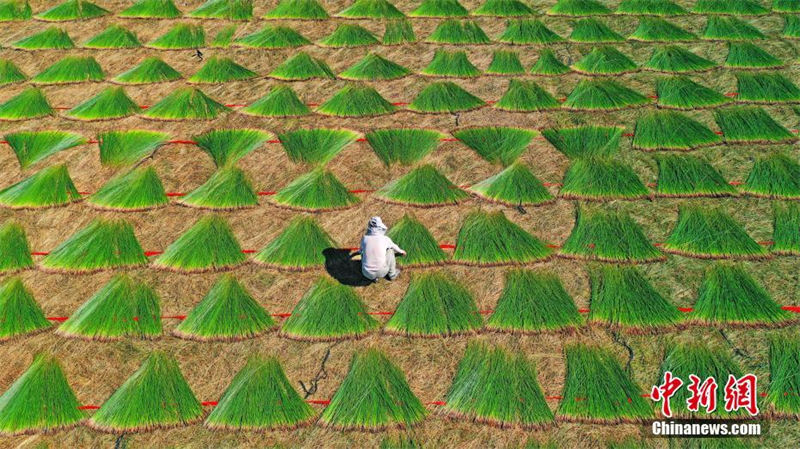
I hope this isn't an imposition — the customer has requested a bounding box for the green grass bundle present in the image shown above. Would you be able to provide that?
[773,202,800,254]
[615,0,688,15]
[5,130,84,168]
[97,130,169,167]
[269,52,334,80]
[0,87,53,121]
[277,128,359,164]
[453,210,552,266]
[689,263,793,327]
[118,0,181,18]
[498,19,564,44]
[444,342,553,428]
[174,274,274,341]
[40,218,147,273]
[487,269,582,333]
[188,56,257,84]
[714,106,796,144]
[655,76,730,109]
[142,87,229,120]
[211,24,237,48]
[319,24,379,47]
[35,0,108,21]
[422,50,480,77]
[383,19,416,44]
[113,57,182,85]
[486,50,525,75]
[0,353,84,435]
[65,87,138,121]
[410,0,467,16]
[693,0,768,14]
[10,27,74,49]
[376,164,468,206]
[0,59,26,85]
[563,79,649,111]
[569,18,624,42]
[189,0,252,19]
[725,42,783,68]
[495,79,559,111]
[643,45,716,73]
[31,56,104,85]
[340,53,410,80]
[0,0,31,20]
[88,352,203,432]
[473,0,534,16]
[560,158,649,200]
[365,128,443,165]
[530,49,570,75]
[280,277,378,341]
[736,72,800,103]
[633,110,722,150]
[153,215,245,272]
[234,25,309,48]
[767,337,800,417]
[82,25,140,48]
[320,349,425,430]
[469,161,553,206]
[702,16,765,40]
[205,356,316,430]
[316,84,396,117]
[742,153,800,199]
[453,126,535,165]
[0,277,49,341]
[177,166,258,210]
[571,46,638,75]
[0,222,33,273]
[588,265,681,331]
[558,344,652,423]
[548,0,610,15]
[774,0,800,11]
[253,215,336,270]
[336,0,404,18]
[408,81,485,113]
[147,23,205,49]
[426,19,490,44]
[385,214,447,266]
[87,166,167,211]
[560,208,663,262]
[654,154,736,197]
[385,271,481,337]
[243,85,310,117]
[628,17,696,41]
[57,274,160,341]
[273,168,360,211]
[264,0,328,18]
[0,164,81,209]
[783,14,800,37]
[542,126,622,159]
[662,206,768,259]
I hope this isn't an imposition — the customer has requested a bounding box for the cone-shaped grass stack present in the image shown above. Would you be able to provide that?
[35,0,109,21]
[736,72,800,103]
[453,210,552,266]
[337,0,404,18]
[0,0,31,20]
[235,25,309,48]
[320,349,426,430]
[422,50,480,77]
[40,218,147,273]
[427,19,490,44]
[5,131,84,168]
[742,153,800,199]
[773,202,800,255]
[408,81,485,113]
[269,52,334,80]
[715,107,796,144]
[113,57,182,84]
[410,0,467,16]
[628,17,696,42]
[280,277,378,341]
[147,24,205,49]
[317,84,396,117]
[57,274,161,341]
[383,19,416,45]
[385,271,481,337]
[243,85,310,118]
[177,167,258,210]
[0,277,50,341]
[0,353,85,435]
[767,337,800,417]
[0,164,81,209]
[633,110,722,151]
[195,129,271,167]
[499,19,564,44]
[571,46,638,75]
[319,24,379,47]
[365,128,443,166]
[725,42,783,69]
[530,49,570,75]
[469,162,553,206]
[560,208,664,263]
[143,88,229,121]
[118,0,182,18]
[784,14,800,38]
[703,16,765,41]
[453,126,535,166]
[644,46,716,73]
[83,25,141,49]
[88,166,168,211]
[775,0,800,12]
[654,154,736,197]
[495,79,560,112]
[563,79,649,111]
[189,0,253,19]
[473,0,534,16]
[560,158,650,201]
[205,356,316,430]
[188,57,257,84]
[340,53,410,81]
[0,59,26,85]
[376,165,468,207]
[662,206,768,259]
[263,0,329,19]
[153,215,245,272]
[0,88,54,121]
[97,130,169,167]
[0,222,33,273]
[278,128,358,165]
[569,18,624,43]
[542,126,622,159]
[66,87,138,121]
[548,0,610,15]
[272,168,360,211]
[11,27,75,50]
[656,76,730,109]
[88,352,203,432]
[486,50,525,75]
[385,215,447,266]
[253,215,336,270]
[210,24,237,48]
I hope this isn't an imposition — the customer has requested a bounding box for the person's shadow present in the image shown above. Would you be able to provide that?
[323,248,373,286]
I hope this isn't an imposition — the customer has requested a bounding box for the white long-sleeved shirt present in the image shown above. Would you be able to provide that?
[360,234,403,275]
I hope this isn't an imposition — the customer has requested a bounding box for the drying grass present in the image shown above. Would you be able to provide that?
[643,45,716,73]
[340,53,410,80]
[410,0,467,16]
[83,25,141,49]
[280,277,378,341]
[376,164,468,207]
[235,25,309,48]
[319,349,425,430]
[444,342,553,428]
[772,202,800,254]
[563,79,649,111]
[35,0,109,21]
[317,84,396,117]
[278,128,358,164]
[741,153,800,199]
[452,210,552,266]
[693,0,768,14]
[40,218,148,273]
[655,76,730,109]
[243,85,310,117]
[767,337,800,417]
[486,269,582,334]
[774,0,800,11]
[31,56,104,85]
[0,353,84,435]
[736,72,800,103]
[336,0,404,18]
[633,110,722,151]
[142,87,229,121]
[469,161,554,206]
[560,158,650,200]
[530,49,570,75]
[57,274,161,341]
[783,14,800,38]
[628,17,696,41]
[194,129,271,168]
[0,0,31,20]
[0,59,26,85]
[568,18,624,42]
[147,24,205,49]
[548,0,611,15]
[560,208,663,263]
[270,52,334,80]
[615,0,688,15]
[87,352,203,432]
[319,24,379,47]
[422,50,481,77]
[542,125,623,159]
[725,41,783,68]
[383,19,417,44]
[654,154,736,197]
[426,19,490,44]
[714,106,796,144]
[211,24,237,48]
[0,222,33,273]
[11,27,75,50]
[499,19,564,44]
[188,57,258,84]
[204,356,316,430]
[571,46,638,75]
[702,16,766,40]
[263,0,328,18]
[365,128,444,165]
[272,168,360,211]
[0,277,50,341]
[118,0,181,18]
[66,87,139,121]
[495,79,559,111]
[253,215,336,270]
[88,166,168,212]
[5,130,84,168]
[408,81,485,113]
[153,215,245,272]
[385,214,447,266]
[473,0,535,16]
[662,206,768,259]
[189,0,253,19]
[177,167,258,210]
[558,344,652,423]
[113,57,182,85]
[97,130,169,167]
[453,126,536,165]
[0,164,81,209]
[486,50,525,75]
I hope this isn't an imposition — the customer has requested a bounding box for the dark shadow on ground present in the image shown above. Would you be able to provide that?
[323,248,373,287]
